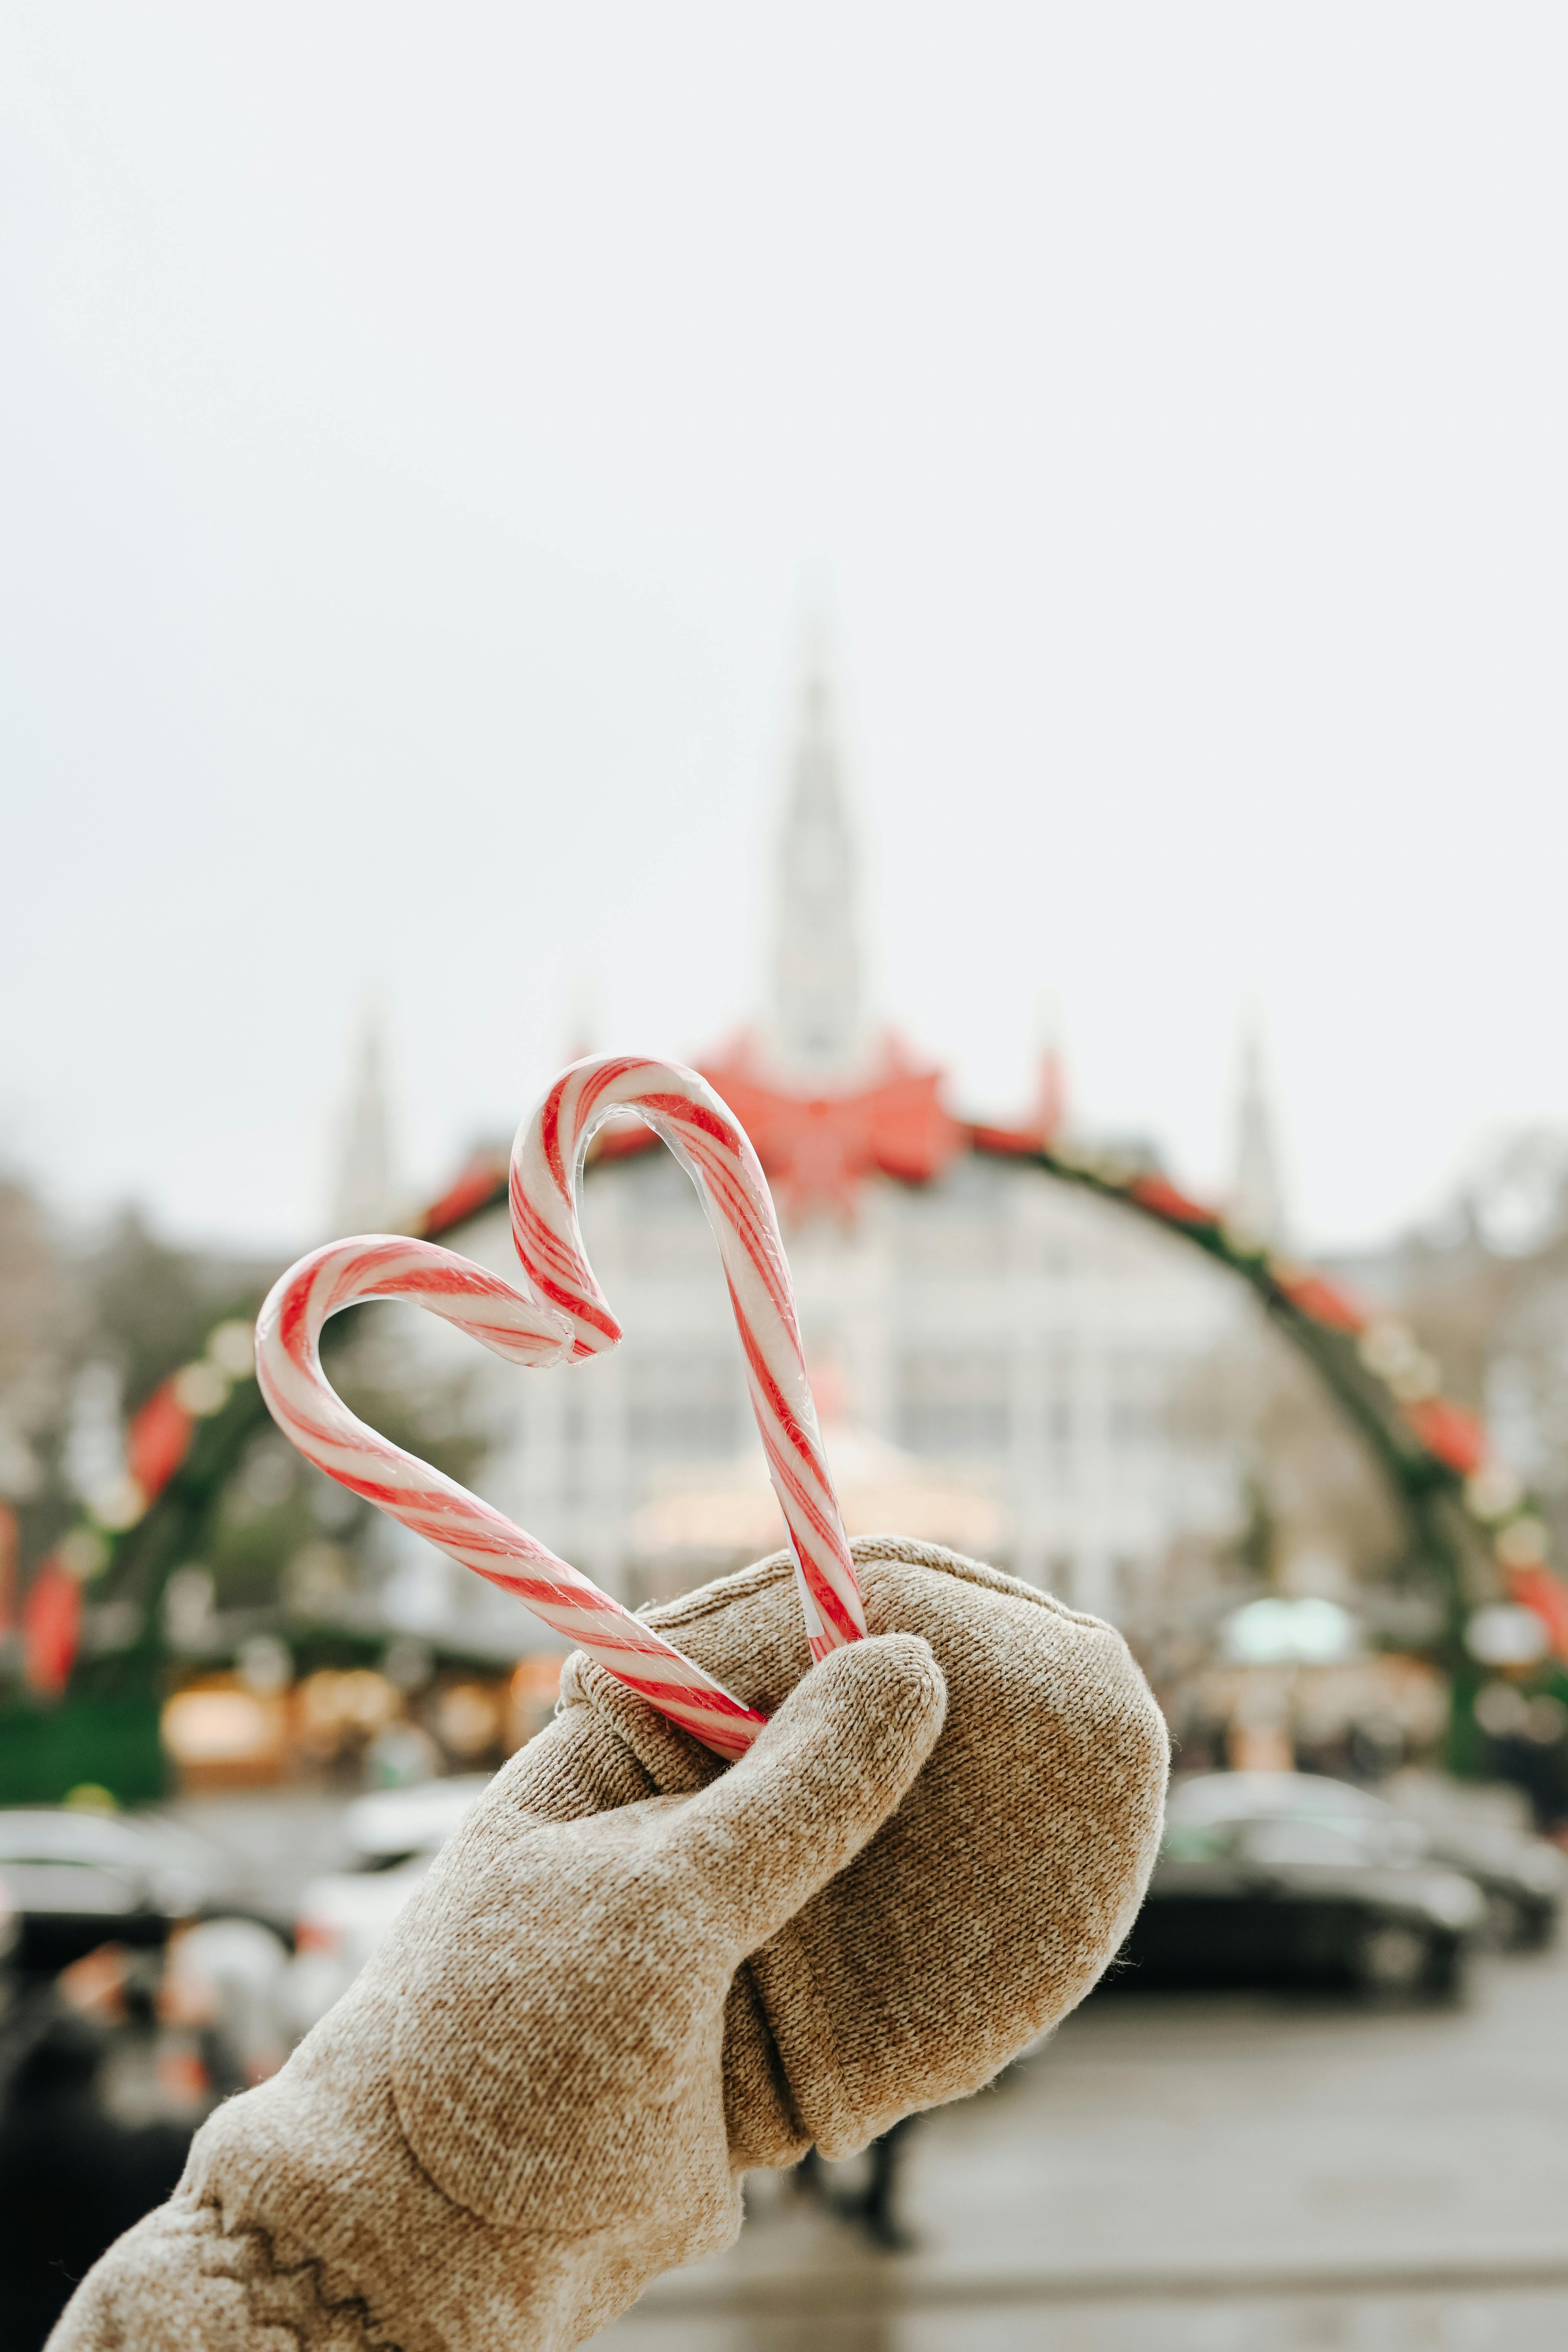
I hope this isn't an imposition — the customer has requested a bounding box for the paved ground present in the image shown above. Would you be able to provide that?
[593,1938,1568,2352]
[162,1786,1568,2347]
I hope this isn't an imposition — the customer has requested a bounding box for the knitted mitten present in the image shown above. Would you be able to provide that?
[49,1540,1166,2351]
[561,1537,1169,2167]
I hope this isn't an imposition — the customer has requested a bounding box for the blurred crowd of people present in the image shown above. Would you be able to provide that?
[0,1920,288,2345]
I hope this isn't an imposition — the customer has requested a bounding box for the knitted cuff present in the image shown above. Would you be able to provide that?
[46,2193,379,2352]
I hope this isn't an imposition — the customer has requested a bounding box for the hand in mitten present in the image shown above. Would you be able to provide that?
[563,1538,1172,2167]
[49,1632,947,2352]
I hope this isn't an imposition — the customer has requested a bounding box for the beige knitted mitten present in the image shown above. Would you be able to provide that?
[565,1537,1170,2166]
[50,1540,1167,2352]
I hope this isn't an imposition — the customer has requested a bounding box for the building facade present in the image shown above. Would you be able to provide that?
[373,668,1250,1647]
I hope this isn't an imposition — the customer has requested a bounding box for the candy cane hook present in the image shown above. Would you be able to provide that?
[511,1056,865,1661]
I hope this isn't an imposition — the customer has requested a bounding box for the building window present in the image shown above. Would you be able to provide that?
[1108,1355,1166,1447]
[561,1400,588,1506]
[895,1164,1013,1274]
[618,1156,727,1273]
[626,1353,744,1459]
[897,1350,1011,1456]
[1043,1355,1075,1447]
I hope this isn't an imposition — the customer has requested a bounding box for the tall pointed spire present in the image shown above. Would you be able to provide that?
[1231,1022,1287,1249]
[1032,996,1068,1146]
[767,654,864,1080]
[332,1010,399,1236]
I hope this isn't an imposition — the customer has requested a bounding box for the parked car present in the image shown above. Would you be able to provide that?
[1387,1797,1564,1951]
[1121,1773,1486,1996]
[1168,1771,1564,1949]
[0,1809,263,1976]
[281,1775,492,2038]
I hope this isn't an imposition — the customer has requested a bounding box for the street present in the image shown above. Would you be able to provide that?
[165,1787,1568,2348]
[594,1938,1568,2351]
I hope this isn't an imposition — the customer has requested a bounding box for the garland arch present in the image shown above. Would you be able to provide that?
[10,1086,1567,1797]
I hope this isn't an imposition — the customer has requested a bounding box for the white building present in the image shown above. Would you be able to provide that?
[373,669,1250,1645]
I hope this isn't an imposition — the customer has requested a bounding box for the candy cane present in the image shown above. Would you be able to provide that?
[512,1055,865,1661]
[255,1235,770,1759]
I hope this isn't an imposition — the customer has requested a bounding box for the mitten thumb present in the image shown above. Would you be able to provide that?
[667,1631,947,1958]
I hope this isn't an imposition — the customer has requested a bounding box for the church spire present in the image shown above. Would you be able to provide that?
[1231,1022,1288,1249]
[332,1009,399,1236]
[768,655,864,1080]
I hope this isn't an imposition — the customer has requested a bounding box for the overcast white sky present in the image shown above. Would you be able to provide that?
[3,6,1565,1256]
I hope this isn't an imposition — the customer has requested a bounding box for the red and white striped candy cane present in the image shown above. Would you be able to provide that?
[254,1234,770,1760]
[511,1055,866,1662]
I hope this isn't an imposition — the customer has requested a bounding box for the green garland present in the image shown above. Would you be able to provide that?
[6,1123,1560,1801]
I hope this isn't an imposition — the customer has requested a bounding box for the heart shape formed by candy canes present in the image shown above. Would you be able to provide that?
[256,1057,863,1758]
[513,1056,865,1658]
